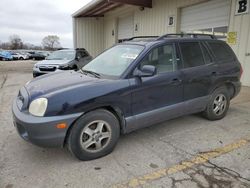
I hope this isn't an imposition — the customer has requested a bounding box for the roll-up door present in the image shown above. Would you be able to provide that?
[180,0,230,39]
[118,15,134,40]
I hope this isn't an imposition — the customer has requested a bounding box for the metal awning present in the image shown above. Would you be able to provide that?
[72,0,152,18]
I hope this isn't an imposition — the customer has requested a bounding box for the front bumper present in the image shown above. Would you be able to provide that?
[12,99,82,147]
[33,69,64,77]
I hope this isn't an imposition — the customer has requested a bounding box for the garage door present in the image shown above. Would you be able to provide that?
[118,15,134,41]
[180,0,231,39]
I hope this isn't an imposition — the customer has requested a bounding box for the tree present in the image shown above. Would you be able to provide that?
[42,35,61,50]
[0,42,11,50]
[9,35,23,50]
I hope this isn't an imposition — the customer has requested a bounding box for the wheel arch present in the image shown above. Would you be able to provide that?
[63,105,126,147]
[209,82,235,99]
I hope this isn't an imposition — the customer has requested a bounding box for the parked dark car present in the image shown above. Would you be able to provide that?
[29,51,48,60]
[33,49,92,77]
[12,34,242,161]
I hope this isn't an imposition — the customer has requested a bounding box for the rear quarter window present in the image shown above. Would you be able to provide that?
[207,41,235,63]
[200,43,213,64]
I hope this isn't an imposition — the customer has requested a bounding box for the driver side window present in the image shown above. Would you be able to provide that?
[140,44,176,74]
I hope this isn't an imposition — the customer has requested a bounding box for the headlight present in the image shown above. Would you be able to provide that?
[29,98,48,117]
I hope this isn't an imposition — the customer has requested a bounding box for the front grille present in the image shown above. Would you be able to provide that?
[39,66,56,72]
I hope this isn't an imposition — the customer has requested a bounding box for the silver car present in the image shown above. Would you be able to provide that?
[33,49,92,77]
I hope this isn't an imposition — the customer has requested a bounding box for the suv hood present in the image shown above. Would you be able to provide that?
[36,59,72,66]
[25,71,104,99]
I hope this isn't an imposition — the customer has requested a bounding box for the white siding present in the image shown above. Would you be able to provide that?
[229,0,250,86]
[103,5,136,48]
[74,17,104,57]
[104,18,116,49]
[134,0,207,36]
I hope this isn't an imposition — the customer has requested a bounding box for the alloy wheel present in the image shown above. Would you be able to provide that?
[213,94,227,116]
[80,120,112,153]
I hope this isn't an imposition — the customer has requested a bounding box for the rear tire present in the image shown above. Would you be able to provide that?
[203,87,230,121]
[67,109,120,161]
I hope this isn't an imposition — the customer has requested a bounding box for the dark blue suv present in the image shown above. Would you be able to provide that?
[12,34,242,160]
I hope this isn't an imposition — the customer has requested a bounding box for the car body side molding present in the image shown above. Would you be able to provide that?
[124,95,210,133]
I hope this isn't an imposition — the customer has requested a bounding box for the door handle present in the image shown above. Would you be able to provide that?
[170,78,182,85]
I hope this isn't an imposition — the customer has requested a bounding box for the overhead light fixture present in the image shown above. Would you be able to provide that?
[139,7,145,11]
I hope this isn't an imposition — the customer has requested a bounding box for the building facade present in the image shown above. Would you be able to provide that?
[72,0,250,86]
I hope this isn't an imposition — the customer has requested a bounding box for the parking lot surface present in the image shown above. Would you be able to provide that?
[0,61,250,188]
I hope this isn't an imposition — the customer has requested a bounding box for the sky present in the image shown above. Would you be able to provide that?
[0,0,92,48]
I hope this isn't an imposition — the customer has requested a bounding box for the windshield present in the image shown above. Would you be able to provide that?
[46,51,75,60]
[83,45,144,77]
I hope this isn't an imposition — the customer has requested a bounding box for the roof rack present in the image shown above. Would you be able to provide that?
[157,33,217,40]
[119,36,159,43]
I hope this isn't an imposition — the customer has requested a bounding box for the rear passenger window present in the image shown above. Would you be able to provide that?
[180,42,205,68]
[208,42,234,62]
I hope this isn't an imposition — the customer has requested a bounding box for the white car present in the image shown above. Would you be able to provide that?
[19,53,29,60]
[11,52,29,60]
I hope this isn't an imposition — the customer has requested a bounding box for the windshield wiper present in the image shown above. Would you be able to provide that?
[80,69,101,78]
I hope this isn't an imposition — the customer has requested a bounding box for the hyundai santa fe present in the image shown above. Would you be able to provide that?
[12,34,242,161]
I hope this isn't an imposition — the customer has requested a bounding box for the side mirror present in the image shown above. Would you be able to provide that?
[76,56,81,61]
[133,65,156,77]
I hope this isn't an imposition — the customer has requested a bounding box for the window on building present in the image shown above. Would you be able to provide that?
[180,42,205,68]
[140,44,177,74]
[187,26,228,41]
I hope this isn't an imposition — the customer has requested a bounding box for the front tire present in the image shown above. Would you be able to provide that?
[203,87,230,121]
[67,109,120,161]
